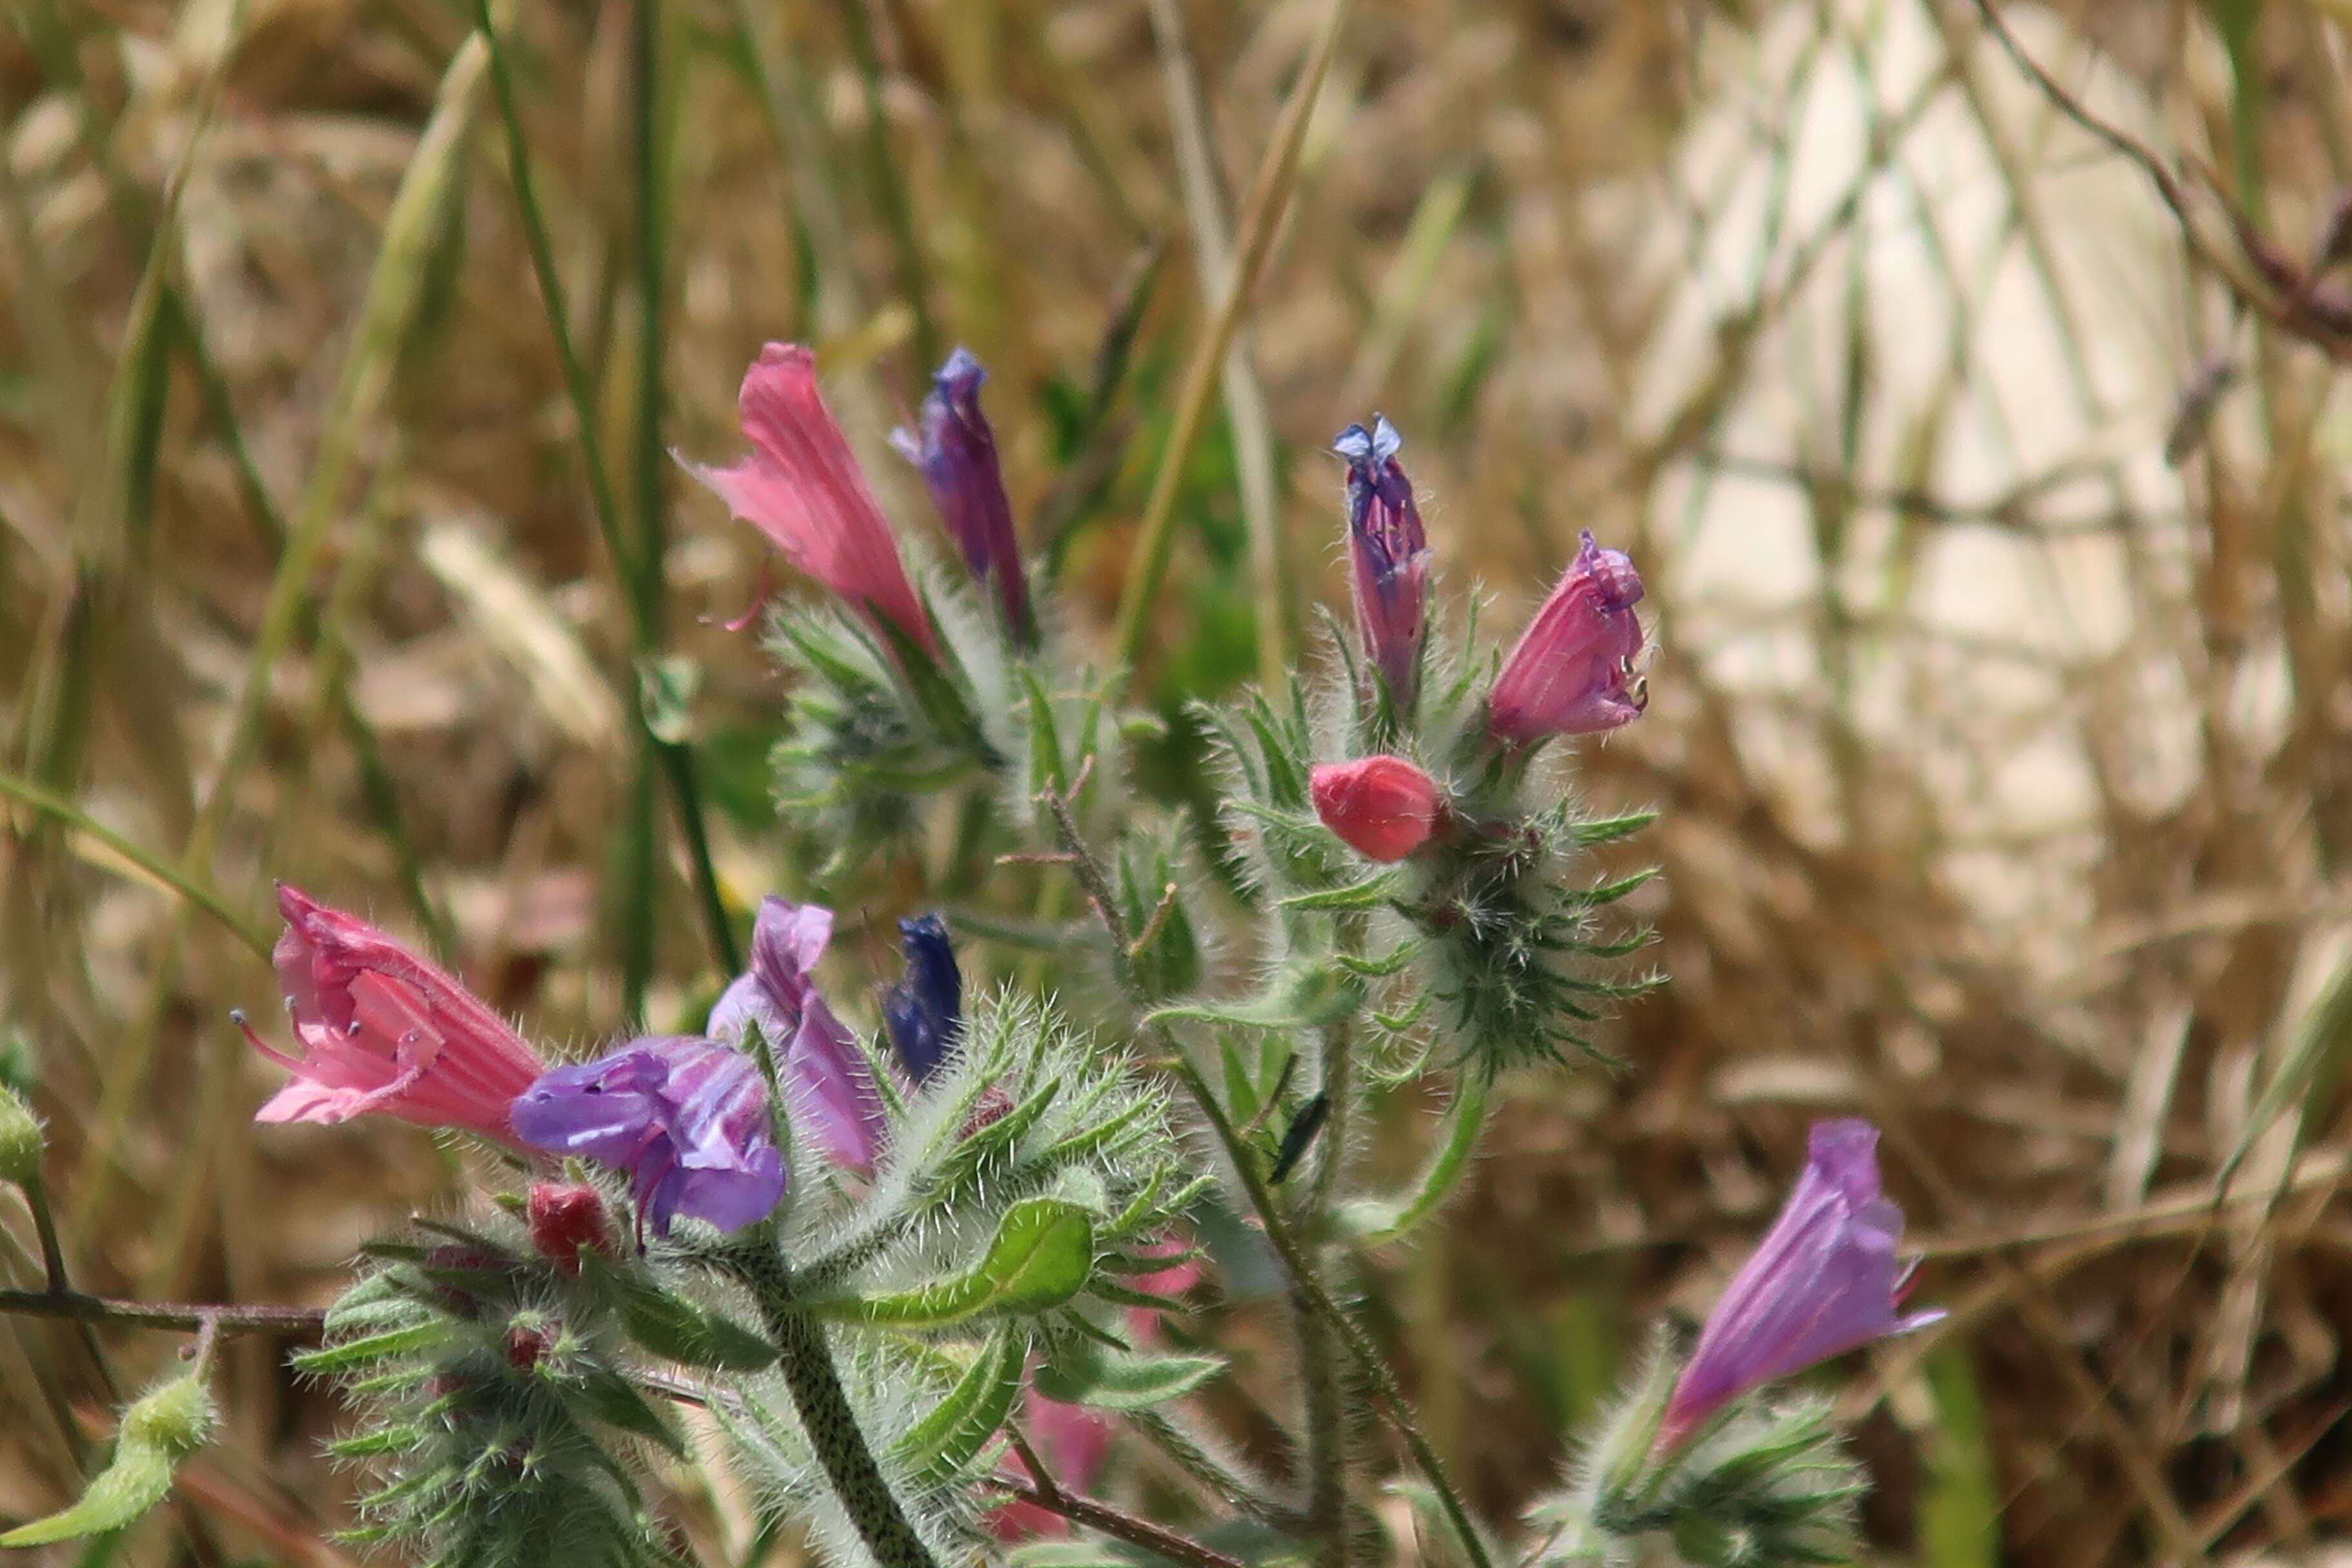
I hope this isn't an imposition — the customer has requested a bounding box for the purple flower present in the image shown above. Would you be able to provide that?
[1657,1120,1944,1452]
[709,897,886,1170]
[883,914,962,1084]
[892,349,1033,643]
[1487,531,1647,744]
[510,1037,785,1240]
[1333,418,1429,706]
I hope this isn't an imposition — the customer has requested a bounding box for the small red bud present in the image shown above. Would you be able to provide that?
[527,1182,613,1274]
[1309,756,1444,862]
[504,1323,551,1371]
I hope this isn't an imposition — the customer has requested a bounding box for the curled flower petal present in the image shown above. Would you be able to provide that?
[891,348,1032,641]
[1309,755,1444,862]
[1333,416,1429,705]
[1487,531,1647,744]
[238,887,545,1144]
[1657,1120,1944,1451]
[710,896,886,1169]
[683,343,936,654]
[511,1037,785,1239]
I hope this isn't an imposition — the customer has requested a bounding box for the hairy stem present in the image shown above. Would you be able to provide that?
[1298,1003,1355,1567]
[0,1290,323,1337]
[1001,1428,1251,1568]
[734,1244,939,1568]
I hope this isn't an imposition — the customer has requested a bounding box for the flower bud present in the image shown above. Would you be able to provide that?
[0,1083,45,1188]
[1309,755,1444,862]
[526,1182,613,1274]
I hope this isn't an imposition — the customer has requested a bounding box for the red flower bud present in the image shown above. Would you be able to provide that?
[504,1322,551,1371]
[526,1182,613,1274]
[1309,756,1444,862]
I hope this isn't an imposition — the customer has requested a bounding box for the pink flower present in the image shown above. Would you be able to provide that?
[1487,531,1647,744]
[683,343,937,654]
[1310,755,1444,862]
[236,887,545,1143]
[1656,1121,1943,1452]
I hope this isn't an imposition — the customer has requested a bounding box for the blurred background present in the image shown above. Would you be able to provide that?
[3,0,2351,1562]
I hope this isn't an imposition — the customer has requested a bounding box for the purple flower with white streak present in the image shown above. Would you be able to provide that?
[1656,1120,1943,1453]
[892,348,1033,643]
[709,896,886,1170]
[510,1037,785,1240]
[1333,417,1429,707]
[1487,531,1647,744]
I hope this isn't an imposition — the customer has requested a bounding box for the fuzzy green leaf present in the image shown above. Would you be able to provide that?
[1278,875,1402,912]
[574,1369,686,1458]
[894,1328,1027,1482]
[291,1319,460,1375]
[582,1255,778,1371]
[814,1199,1095,1327]
[1033,1342,1224,1409]
[1573,812,1657,845]
[0,1446,177,1547]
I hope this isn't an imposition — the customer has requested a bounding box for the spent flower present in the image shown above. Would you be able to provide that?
[1488,531,1647,744]
[882,914,963,1084]
[891,348,1032,641]
[510,1037,785,1240]
[1333,417,1429,707]
[710,896,887,1169]
[683,343,937,654]
[1657,1120,1943,1451]
[237,886,545,1143]
[1310,754,1445,862]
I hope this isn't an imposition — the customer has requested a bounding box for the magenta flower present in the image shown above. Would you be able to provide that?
[1487,531,1647,744]
[235,885,545,1144]
[683,343,937,655]
[1656,1120,1943,1452]
[709,896,886,1170]
[509,1037,785,1240]
[891,348,1032,642]
[1333,418,1429,705]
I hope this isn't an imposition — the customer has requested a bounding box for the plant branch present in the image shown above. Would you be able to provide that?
[997,1429,1252,1568]
[0,1289,324,1337]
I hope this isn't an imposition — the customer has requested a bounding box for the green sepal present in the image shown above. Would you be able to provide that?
[808,1198,1095,1328]
[1573,812,1658,845]
[1278,874,1402,912]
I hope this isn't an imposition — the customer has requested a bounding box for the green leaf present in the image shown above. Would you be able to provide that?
[1147,959,1363,1034]
[812,1199,1095,1327]
[1917,1344,1999,1568]
[1573,811,1656,845]
[894,1328,1027,1482]
[291,1319,461,1375]
[1022,667,1067,796]
[0,1446,177,1547]
[574,1369,686,1458]
[1277,874,1401,912]
[1033,1342,1224,1410]
[1339,1073,1489,1245]
[581,1255,778,1371]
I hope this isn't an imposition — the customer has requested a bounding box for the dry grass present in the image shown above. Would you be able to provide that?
[1,0,2349,1563]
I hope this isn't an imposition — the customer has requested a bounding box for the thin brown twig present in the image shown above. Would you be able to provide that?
[0,1289,325,1337]
[995,1426,1253,1568]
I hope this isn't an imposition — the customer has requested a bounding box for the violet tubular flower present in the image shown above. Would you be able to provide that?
[1333,417,1429,707]
[891,348,1034,643]
[1656,1120,1943,1453]
[709,896,887,1170]
[682,342,937,656]
[236,885,545,1144]
[883,914,962,1085]
[509,1037,785,1240]
[1487,530,1647,745]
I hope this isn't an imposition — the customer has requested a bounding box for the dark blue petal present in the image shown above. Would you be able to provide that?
[884,914,962,1084]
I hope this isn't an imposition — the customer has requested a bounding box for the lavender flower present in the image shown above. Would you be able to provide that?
[892,348,1033,642]
[1487,531,1647,744]
[883,914,962,1084]
[509,1037,785,1240]
[709,896,886,1170]
[1657,1120,1943,1451]
[1333,417,1429,706]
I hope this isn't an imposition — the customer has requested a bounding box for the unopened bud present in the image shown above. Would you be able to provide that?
[1310,755,1444,862]
[0,1084,44,1187]
[120,1373,217,1461]
[526,1182,613,1274]
[504,1320,553,1372]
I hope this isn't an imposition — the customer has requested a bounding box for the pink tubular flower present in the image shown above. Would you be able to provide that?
[1487,530,1647,744]
[1309,755,1444,862]
[683,343,937,654]
[235,886,546,1144]
[1656,1120,1944,1453]
[1333,417,1429,705]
